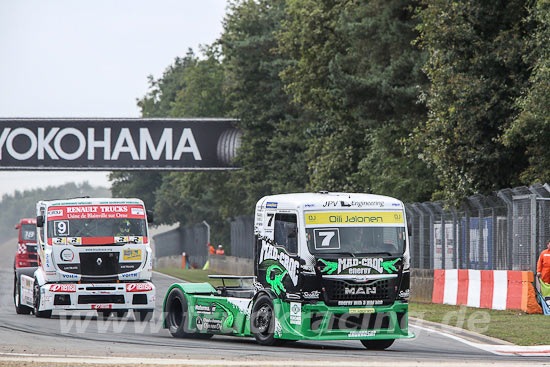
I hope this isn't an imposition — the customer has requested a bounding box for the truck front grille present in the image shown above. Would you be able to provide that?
[322,278,396,305]
[80,252,119,276]
[78,295,125,304]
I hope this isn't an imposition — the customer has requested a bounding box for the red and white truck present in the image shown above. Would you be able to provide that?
[13,198,156,320]
[14,218,39,269]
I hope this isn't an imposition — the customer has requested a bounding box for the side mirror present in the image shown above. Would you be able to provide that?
[15,224,21,230]
[146,210,154,224]
[36,215,44,228]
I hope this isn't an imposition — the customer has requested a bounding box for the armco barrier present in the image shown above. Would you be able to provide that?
[432,269,542,313]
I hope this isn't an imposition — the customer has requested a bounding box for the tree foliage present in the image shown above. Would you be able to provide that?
[503,0,550,184]
[112,0,550,240]
[279,0,437,201]
[415,0,534,202]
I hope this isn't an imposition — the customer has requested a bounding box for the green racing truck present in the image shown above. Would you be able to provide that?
[163,192,413,349]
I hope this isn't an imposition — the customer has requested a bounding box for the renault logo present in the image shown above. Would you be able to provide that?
[96,257,103,266]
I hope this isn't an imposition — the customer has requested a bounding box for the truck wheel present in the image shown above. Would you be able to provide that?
[165,288,194,337]
[33,278,52,319]
[251,294,283,346]
[136,309,154,322]
[360,339,395,350]
[14,275,31,315]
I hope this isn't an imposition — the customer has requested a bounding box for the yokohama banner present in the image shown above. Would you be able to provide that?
[0,118,241,170]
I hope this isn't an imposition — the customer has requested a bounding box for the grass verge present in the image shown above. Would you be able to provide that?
[410,302,549,346]
[155,268,241,287]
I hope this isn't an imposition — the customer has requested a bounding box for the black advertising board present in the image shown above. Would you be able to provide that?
[0,118,241,170]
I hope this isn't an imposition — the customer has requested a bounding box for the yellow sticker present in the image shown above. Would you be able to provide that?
[349,308,375,314]
[123,249,141,261]
[305,211,404,225]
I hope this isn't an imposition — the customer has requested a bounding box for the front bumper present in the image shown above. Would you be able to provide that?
[38,281,155,311]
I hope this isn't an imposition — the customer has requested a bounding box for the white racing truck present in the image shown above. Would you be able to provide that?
[13,197,156,321]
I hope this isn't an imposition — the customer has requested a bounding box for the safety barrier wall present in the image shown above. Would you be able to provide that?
[432,269,541,313]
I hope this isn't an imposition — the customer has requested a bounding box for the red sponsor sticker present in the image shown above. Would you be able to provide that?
[126,283,153,292]
[91,304,112,309]
[49,284,76,292]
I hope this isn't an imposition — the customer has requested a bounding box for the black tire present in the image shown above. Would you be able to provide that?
[115,309,128,318]
[251,294,283,346]
[360,339,395,350]
[33,278,52,318]
[98,310,112,320]
[164,288,194,337]
[14,275,32,315]
[136,309,154,322]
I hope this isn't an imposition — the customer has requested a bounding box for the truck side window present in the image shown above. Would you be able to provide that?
[274,213,298,254]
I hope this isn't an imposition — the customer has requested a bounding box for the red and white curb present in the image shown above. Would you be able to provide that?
[411,324,550,356]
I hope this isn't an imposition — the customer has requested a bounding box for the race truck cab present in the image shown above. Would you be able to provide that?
[163,192,413,350]
[13,198,155,320]
[14,218,39,269]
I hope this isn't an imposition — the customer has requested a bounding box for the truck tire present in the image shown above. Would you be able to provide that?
[136,309,154,322]
[360,339,395,350]
[165,288,194,337]
[13,275,32,315]
[251,294,283,346]
[33,277,52,319]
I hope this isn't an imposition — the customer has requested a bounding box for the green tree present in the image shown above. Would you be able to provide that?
[220,0,311,213]
[278,0,436,201]
[503,0,550,184]
[414,0,534,202]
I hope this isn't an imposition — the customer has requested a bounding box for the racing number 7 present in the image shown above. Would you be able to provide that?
[267,213,275,227]
[318,231,335,247]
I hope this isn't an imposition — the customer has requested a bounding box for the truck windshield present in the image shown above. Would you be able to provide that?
[47,218,147,239]
[305,226,405,256]
[21,224,37,242]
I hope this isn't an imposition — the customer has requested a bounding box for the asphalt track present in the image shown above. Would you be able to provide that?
[0,238,548,365]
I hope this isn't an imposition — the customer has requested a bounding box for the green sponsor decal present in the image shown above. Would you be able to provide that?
[321,257,402,275]
[266,264,287,295]
[213,302,234,329]
[319,258,337,275]
[382,258,400,274]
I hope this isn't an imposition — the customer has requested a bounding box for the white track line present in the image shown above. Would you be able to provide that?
[411,324,550,357]
[0,352,537,366]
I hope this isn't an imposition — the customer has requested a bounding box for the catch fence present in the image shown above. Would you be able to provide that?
[405,183,550,271]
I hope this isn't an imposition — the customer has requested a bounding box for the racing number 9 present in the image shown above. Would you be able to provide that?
[55,220,69,236]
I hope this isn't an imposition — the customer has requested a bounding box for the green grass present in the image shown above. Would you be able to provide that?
[410,302,549,346]
[155,267,243,287]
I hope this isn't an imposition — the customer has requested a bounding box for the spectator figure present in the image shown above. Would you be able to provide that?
[207,242,215,255]
[537,240,550,284]
[216,245,225,255]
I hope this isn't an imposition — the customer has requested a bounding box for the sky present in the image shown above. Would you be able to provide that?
[0,0,228,196]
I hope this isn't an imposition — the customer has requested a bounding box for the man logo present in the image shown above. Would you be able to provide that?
[344,286,377,296]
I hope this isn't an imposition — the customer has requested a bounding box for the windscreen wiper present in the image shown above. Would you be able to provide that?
[357,252,395,257]
[317,252,355,258]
